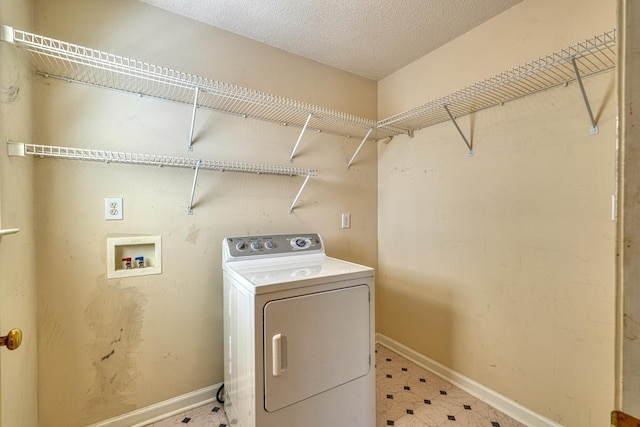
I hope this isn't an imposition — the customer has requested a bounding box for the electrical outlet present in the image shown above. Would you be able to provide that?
[341,213,351,229]
[105,197,123,220]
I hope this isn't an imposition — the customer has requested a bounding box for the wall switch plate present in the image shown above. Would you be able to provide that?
[341,213,351,229]
[105,197,123,220]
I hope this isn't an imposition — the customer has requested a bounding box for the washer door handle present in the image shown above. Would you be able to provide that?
[272,333,287,376]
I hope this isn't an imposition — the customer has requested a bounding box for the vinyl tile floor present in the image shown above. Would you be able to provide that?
[147,344,526,427]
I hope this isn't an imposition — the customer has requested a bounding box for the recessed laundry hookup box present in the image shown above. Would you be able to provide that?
[107,236,162,279]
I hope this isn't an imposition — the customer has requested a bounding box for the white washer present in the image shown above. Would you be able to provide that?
[222,233,375,427]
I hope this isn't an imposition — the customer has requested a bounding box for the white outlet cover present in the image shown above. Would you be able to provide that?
[105,197,123,220]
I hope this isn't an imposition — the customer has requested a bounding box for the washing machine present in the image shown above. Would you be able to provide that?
[222,233,375,427]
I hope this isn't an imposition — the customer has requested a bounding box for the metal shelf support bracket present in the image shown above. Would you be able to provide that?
[444,105,474,156]
[188,87,200,151]
[187,159,201,215]
[289,174,312,213]
[289,113,313,162]
[347,128,373,169]
[0,228,20,237]
[570,57,599,135]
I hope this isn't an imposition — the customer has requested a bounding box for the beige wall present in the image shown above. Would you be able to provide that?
[32,1,377,426]
[377,0,616,426]
[7,0,627,425]
[0,1,39,427]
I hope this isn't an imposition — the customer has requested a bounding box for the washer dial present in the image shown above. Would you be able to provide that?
[291,237,311,249]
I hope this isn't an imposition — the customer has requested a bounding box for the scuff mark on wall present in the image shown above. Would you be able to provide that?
[0,44,21,104]
[40,303,66,346]
[624,313,639,341]
[185,223,200,245]
[1,83,20,103]
[83,277,147,422]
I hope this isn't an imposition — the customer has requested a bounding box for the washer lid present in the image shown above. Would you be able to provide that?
[227,256,373,294]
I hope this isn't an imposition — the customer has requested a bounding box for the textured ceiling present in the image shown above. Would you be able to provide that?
[138,0,522,81]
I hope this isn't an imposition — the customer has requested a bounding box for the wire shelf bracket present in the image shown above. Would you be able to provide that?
[188,159,201,214]
[7,141,318,214]
[570,57,599,135]
[443,105,473,156]
[0,228,20,237]
[289,174,312,213]
[347,127,373,169]
[289,112,312,162]
[188,87,200,151]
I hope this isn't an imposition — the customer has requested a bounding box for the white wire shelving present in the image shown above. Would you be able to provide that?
[381,29,617,153]
[6,141,317,214]
[0,25,401,156]
[0,25,617,164]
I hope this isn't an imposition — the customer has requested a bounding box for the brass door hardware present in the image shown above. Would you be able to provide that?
[0,328,22,350]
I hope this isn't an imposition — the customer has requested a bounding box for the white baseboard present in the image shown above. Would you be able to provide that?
[89,336,559,427]
[86,384,220,427]
[376,334,561,427]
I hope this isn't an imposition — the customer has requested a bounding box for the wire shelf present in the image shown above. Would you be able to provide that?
[2,26,396,141]
[20,143,317,177]
[0,26,617,146]
[7,141,317,213]
[379,30,616,133]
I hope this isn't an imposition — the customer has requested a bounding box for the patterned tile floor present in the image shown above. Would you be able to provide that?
[147,344,525,427]
[148,402,227,427]
[375,345,525,427]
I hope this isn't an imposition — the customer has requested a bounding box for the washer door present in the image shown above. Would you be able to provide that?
[263,284,370,412]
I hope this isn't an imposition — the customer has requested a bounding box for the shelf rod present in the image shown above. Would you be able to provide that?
[188,87,200,151]
[289,113,312,162]
[443,104,473,156]
[347,128,373,169]
[570,57,599,135]
[187,159,201,215]
[289,174,312,213]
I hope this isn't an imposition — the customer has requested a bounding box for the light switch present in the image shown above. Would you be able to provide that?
[341,213,351,229]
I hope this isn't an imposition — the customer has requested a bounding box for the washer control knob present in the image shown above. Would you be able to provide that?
[235,242,247,251]
[291,238,310,249]
[264,241,274,249]
[250,242,261,250]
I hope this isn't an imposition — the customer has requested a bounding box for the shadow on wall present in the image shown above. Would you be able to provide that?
[377,265,454,367]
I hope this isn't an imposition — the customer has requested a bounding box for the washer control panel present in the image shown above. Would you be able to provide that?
[224,233,324,259]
